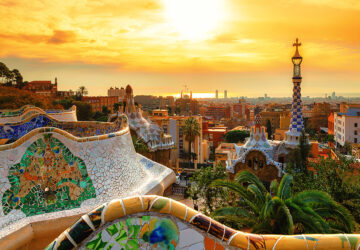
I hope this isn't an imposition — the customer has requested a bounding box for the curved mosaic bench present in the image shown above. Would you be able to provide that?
[48,195,360,250]
[0,120,175,246]
[0,112,126,145]
[0,105,77,123]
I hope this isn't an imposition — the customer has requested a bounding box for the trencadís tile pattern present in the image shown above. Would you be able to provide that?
[47,195,360,250]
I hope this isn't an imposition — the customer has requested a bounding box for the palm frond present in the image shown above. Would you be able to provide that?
[211,179,260,214]
[247,184,265,205]
[234,170,267,194]
[277,174,293,200]
[286,200,329,233]
[270,180,278,197]
[212,206,252,217]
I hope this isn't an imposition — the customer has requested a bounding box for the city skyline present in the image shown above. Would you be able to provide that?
[1,0,360,97]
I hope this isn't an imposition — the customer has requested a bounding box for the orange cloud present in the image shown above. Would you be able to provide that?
[0,0,359,96]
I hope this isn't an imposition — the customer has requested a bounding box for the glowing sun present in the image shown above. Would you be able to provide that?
[164,0,224,40]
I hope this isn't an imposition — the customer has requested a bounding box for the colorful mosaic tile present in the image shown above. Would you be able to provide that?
[0,113,127,144]
[1,134,96,216]
[48,195,360,250]
[84,216,179,249]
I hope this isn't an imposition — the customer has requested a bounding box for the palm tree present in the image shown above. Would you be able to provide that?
[77,86,88,96]
[211,171,354,234]
[181,117,201,166]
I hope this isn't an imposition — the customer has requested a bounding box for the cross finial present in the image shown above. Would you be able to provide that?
[292,38,302,58]
[293,38,301,49]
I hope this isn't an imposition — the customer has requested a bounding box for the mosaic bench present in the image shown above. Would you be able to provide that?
[0,112,127,145]
[0,105,77,123]
[0,121,175,248]
[48,195,360,250]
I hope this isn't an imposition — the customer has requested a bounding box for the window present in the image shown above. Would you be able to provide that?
[355,138,358,143]
[355,123,358,128]
[355,131,358,135]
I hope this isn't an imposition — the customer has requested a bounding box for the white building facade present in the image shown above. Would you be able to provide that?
[334,108,360,146]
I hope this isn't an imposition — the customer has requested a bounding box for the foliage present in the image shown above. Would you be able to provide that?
[54,98,73,109]
[212,171,355,234]
[92,106,111,121]
[286,130,310,172]
[0,62,24,87]
[92,111,108,122]
[224,130,250,143]
[181,117,201,164]
[54,98,93,121]
[113,102,123,112]
[187,163,228,215]
[0,87,60,109]
[266,119,272,139]
[77,86,88,96]
[320,134,334,143]
[72,101,93,121]
[289,156,360,223]
[131,135,149,154]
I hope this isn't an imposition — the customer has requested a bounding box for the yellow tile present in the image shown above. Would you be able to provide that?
[170,200,187,220]
[104,200,126,222]
[122,196,145,215]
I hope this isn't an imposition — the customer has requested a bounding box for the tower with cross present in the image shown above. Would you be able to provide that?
[285,38,306,146]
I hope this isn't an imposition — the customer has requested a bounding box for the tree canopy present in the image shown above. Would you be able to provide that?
[187,163,228,215]
[0,62,23,87]
[212,171,355,234]
[224,130,250,143]
[181,117,201,163]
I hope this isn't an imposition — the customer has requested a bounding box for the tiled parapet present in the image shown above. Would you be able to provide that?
[0,105,77,123]
[0,121,175,240]
[47,195,360,250]
[0,112,127,145]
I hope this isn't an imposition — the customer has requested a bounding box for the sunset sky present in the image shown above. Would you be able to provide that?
[1,0,359,97]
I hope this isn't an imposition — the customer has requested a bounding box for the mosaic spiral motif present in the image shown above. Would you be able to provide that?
[84,216,179,249]
[2,134,96,216]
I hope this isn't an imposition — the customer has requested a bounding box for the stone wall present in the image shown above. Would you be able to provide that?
[48,195,360,250]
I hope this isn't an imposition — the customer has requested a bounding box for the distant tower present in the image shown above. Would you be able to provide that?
[285,38,306,146]
[55,77,58,85]
[190,91,192,99]
[224,90,228,99]
[216,90,218,99]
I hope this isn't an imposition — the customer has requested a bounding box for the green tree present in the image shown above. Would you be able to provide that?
[187,163,228,215]
[212,171,355,234]
[102,105,110,115]
[181,117,201,165]
[11,69,23,87]
[0,62,13,85]
[224,130,250,143]
[287,130,310,172]
[93,111,108,122]
[73,101,93,121]
[113,102,123,112]
[290,156,360,223]
[77,86,88,97]
[266,119,272,139]
[131,135,149,154]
